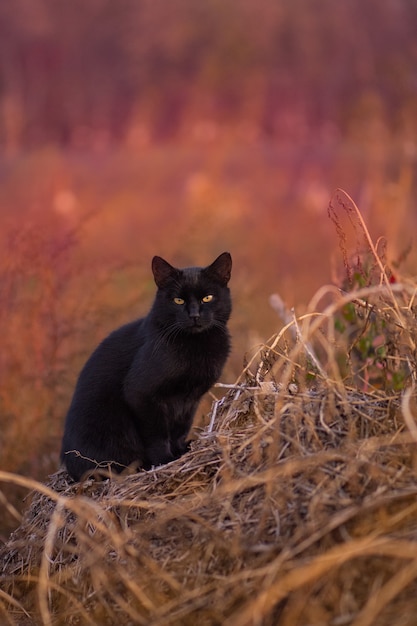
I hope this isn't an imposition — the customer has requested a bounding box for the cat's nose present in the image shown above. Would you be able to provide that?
[188,302,201,322]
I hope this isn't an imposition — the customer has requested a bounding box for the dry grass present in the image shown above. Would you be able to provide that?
[1,377,417,626]
[2,192,417,625]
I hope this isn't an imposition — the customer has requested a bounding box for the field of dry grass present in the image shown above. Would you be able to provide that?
[2,193,417,625]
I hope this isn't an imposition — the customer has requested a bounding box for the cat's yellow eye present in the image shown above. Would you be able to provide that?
[201,295,214,303]
[173,297,185,305]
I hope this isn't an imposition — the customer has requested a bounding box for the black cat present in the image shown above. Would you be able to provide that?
[61,252,232,481]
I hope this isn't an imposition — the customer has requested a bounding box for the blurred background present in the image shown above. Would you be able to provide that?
[1,0,417,536]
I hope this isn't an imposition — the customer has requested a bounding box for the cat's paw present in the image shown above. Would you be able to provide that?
[146,441,175,467]
[171,439,191,458]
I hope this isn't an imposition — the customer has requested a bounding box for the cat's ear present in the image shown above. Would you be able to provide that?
[206,252,232,286]
[152,256,179,288]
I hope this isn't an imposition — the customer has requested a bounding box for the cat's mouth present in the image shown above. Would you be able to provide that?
[188,319,207,333]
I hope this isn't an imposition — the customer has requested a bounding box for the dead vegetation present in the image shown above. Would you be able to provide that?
[2,191,417,625]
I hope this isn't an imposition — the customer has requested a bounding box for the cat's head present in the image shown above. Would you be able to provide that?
[151,252,232,333]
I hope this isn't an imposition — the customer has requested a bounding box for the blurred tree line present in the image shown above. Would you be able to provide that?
[0,0,416,152]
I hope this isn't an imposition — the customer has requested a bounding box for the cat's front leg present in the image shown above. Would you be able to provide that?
[169,404,195,459]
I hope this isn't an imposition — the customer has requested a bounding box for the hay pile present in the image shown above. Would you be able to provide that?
[2,194,417,625]
[2,343,417,625]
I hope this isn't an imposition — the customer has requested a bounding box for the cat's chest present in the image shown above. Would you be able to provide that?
[144,333,227,386]
[164,342,223,379]
[124,328,229,409]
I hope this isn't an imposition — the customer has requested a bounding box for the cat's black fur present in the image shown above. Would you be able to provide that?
[61,252,232,481]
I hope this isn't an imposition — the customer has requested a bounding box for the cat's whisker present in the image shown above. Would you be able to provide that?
[151,322,184,356]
